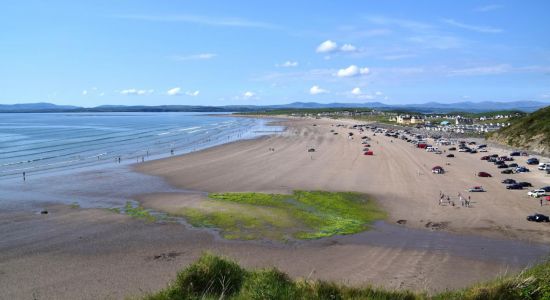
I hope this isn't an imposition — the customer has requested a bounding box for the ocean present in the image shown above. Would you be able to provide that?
[0,112,279,179]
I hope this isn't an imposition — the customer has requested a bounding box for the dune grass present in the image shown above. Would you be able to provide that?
[143,253,550,300]
[179,191,386,240]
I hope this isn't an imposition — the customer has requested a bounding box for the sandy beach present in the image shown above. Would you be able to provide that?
[1,117,549,299]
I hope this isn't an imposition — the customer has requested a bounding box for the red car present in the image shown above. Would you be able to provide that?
[481,156,490,160]
[478,172,492,177]
[364,151,374,156]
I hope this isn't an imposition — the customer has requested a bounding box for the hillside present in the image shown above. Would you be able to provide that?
[489,105,550,155]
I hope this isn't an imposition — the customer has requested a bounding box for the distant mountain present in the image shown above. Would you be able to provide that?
[0,102,79,112]
[0,100,548,113]
[489,105,550,155]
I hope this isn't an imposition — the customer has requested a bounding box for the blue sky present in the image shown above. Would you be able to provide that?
[1,0,550,107]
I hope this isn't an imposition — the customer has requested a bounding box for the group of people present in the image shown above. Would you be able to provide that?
[439,191,472,207]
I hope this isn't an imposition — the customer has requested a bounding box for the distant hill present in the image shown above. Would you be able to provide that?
[0,101,548,113]
[489,105,550,155]
[0,102,79,112]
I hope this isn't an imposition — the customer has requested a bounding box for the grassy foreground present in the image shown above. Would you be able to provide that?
[144,253,550,300]
[180,191,386,240]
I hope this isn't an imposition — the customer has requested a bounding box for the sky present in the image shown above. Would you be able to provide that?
[1,0,550,107]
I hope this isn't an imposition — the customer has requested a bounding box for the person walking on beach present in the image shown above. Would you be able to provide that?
[541,198,544,207]
[22,172,26,181]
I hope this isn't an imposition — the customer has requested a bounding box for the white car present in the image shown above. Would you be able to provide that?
[478,148,488,152]
[527,189,547,198]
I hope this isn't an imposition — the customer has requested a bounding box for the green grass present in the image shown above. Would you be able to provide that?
[143,253,550,300]
[178,191,386,241]
[105,202,164,222]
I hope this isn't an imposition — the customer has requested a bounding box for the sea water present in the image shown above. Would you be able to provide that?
[0,112,280,179]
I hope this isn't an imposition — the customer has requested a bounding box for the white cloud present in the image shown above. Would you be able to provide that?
[336,65,370,77]
[173,53,217,61]
[351,87,362,95]
[316,40,338,53]
[310,85,328,95]
[278,61,298,67]
[442,19,502,33]
[99,92,105,97]
[120,89,154,95]
[449,64,510,76]
[243,91,255,97]
[185,90,200,96]
[82,90,88,96]
[340,44,357,52]
[474,4,502,12]
[167,87,182,96]
[375,91,383,96]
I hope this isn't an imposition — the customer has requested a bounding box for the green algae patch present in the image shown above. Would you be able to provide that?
[179,191,386,241]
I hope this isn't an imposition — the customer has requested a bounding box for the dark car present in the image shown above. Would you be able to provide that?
[502,179,516,184]
[477,144,487,148]
[504,157,514,161]
[510,151,520,156]
[541,186,550,192]
[490,154,499,158]
[518,182,532,188]
[527,214,550,222]
[515,167,530,173]
[470,149,477,154]
[478,172,492,177]
[501,169,514,174]
[495,160,505,165]
[527,158,539,165]
[488,157,498,163]
[446,154,455,158]
[507,184,523,190]
[508,163,518,168]
[481,156,490,160]
[448,147,456,151]
[497,164,509,169]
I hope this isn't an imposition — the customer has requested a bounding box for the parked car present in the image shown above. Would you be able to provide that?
[515,167,530,173]
[527,158,539,165]
[448,147,456,151]
[495,161,505,165]
[497,164,509,169]
[510,151,520,156]
[508,163,518,168]
[364,151,374,156]
[501,169,514,174]
[506,184,523,190]
[527,214,550,222]
[468,186,485,192]
[538,163,550,170]
[432,166,445,174]
[490,154,499,158]
[478,172,492,177]
[481,156,490,160]
[446,154,455,158]
[528,189,547,198]
[541,186,550,192]
[478,148,488,152]
[477,144,487,148]
[502,179,516,184]
[518,182,532,188]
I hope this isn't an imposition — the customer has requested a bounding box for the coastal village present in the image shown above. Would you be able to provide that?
[290,109,521,135]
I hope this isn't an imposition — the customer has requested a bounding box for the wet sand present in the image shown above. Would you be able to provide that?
[1,117,549,299]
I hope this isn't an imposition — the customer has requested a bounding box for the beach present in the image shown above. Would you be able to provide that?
[1,117,549,299]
